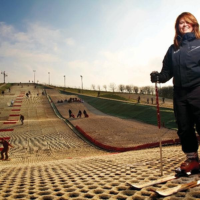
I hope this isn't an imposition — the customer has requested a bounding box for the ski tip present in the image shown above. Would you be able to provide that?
[126,182,143,189]
[152,187,178,197]
[154,191,169,197]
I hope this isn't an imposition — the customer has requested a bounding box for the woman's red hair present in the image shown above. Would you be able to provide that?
[174,12,200,50]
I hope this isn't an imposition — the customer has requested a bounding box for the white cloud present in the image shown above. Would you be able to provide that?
[65,38,75,46]
[0,22,14,38]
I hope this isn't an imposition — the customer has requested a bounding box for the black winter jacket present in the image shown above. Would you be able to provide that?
[159,32,200,88]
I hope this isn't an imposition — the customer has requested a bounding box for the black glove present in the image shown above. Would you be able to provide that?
[150,71,160,83]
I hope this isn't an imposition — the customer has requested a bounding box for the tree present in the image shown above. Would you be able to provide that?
[118,84,125,92]
[126,85,132,93]
[140,87,145,94]
[103,85,107,91]
[97,85,101,91]
[133,86,139,94]
[150,86,154,95]
[159,86,173,99]
[146,86,150,95]
[110,83,117,92]
[91,84,95,90]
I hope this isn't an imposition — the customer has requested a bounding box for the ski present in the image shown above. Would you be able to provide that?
[127,175,176,189]
[127,172,192,189]
[153,180,200,196]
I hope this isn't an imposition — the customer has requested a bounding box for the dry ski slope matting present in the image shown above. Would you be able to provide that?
[0,85,200,199]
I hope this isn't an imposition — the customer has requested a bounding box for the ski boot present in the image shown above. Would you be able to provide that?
[175,158,199,177]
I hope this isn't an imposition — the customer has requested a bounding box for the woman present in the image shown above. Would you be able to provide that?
[151,12,200,174]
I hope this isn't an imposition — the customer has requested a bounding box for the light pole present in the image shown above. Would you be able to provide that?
[64,75,65,87]
[48,72,50,85]
[33,70,36,83]
[1,71,8,83]
[80,75,83,93]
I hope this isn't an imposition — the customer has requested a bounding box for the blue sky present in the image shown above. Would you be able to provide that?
[1,0,200,90]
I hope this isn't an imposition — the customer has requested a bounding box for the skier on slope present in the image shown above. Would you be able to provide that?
[0,138,14,160]
[151,12,200,174]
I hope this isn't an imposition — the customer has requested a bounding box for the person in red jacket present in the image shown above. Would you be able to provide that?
[0,138,14,160]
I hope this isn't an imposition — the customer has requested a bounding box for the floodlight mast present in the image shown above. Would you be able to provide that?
[1,71,8,83]
[48,72,50,85]
[33,70,36,83]
[80,75,83,93]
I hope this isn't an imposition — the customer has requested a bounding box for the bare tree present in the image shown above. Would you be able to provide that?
[133,86,139,94]
[110,83,117,92]
[150,86,154,95]
[126,85,132,93]
[159,86,173,98]
[103,85,107,91]
[118,84,125,93]
[97,85,101,91]
[145,86,151,95]
[91,84,95,90]
[140,87,148,94]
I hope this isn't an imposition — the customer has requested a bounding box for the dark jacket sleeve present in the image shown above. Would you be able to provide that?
[159,45,173,83]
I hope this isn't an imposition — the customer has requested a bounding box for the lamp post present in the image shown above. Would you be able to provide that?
[33,70,36,83]
[64,75,65,87]
[1,71,8,83]
[80,75,83,93]
[48,72,50,85]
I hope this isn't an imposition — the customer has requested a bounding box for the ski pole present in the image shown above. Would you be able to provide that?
[155,78,163,176]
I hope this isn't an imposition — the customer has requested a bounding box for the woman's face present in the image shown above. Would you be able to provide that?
[179,17,193,35]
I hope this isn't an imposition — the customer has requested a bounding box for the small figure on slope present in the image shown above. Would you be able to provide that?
[83,110,89,118]
[77,110,82,118]
[0,138,14,161]
[68,109,75,118]
[20,114,24,125]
